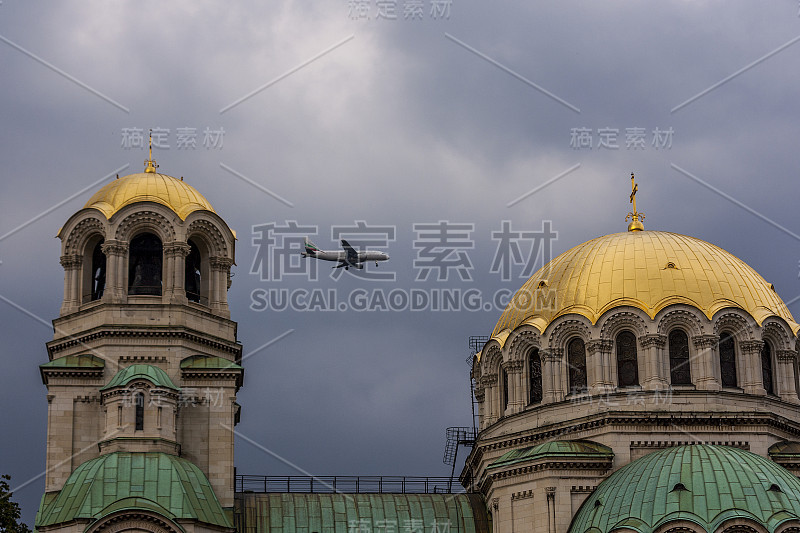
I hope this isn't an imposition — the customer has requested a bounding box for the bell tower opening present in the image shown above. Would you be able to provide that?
[128,232,163,296]
[185,238,206,304]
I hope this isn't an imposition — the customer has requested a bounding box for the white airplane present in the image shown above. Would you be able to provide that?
[301,237,390,270]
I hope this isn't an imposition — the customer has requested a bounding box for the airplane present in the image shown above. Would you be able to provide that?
[301,237,390,270]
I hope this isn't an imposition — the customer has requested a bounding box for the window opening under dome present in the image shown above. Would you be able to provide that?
[568,338,587,394]
[128,233,163,296]
[90,240,105,301]
[719,332,738,388]
[762,341,774,395]
[501,368,509,414]
[669,329,691,385]
[616,331,639,387]
[134,392,144,431]
[185,239,203,303]
[529,348,543,404]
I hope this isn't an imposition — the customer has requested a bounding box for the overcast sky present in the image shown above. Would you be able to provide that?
[2,1,800,525]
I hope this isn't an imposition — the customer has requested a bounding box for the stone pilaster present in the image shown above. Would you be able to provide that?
[210,256,233,316]
[502,360,525,414]
[101,240,128,303]
[777,350,799,403]
[692,334,721,391]
[640,334,668,390]
[740,340,766,396]
[164,242,190,304]
[59,254,82,314]
[542,349,564,403]
[586,339,613,395]
[481,373,498,427]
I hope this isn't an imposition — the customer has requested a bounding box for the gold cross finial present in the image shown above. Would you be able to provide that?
[625,172,645,231]
[144,129,158,173]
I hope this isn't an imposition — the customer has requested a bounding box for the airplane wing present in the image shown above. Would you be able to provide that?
[341,240,359,264]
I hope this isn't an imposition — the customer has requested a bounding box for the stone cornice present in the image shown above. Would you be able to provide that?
[463,408,800,475]
[47,326,242,358]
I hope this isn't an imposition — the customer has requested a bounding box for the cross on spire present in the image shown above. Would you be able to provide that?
[144,129,159,173]
[625,172,645,231]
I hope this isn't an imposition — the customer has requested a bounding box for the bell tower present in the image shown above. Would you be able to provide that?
[37,160,242,533]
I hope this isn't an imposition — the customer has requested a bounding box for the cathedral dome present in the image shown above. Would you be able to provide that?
[568,445,800,533]
[83,172,216,220]
[492,231,799,339]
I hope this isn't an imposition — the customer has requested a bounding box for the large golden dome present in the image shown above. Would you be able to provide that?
[492,230,799,337]
[83,172,216,220]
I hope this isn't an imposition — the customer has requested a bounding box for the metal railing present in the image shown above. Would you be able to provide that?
[235,475,464,494]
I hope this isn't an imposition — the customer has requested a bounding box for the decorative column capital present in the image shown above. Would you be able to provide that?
[546,487,556,499]
[491,497,499,511]
[777,349,797,362]
[210,256,234,270]
[480,374,497,387]
[541,349,561,362]
[59,254,82,269]
[586,339,613,354]
[740,340,765,355]
[163,242,191,257]
[100,240,127,256]
[640,333,667,348]
[502,360,525,373]
[692,334,718,349]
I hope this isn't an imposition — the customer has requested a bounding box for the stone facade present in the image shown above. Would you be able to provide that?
[38,173,240,533]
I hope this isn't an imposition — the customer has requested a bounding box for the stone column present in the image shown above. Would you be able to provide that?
[503,360,525,414]
[59,254,81,314]
[586,339,613,395]
[692,334,720,391]
[164,242,190,304]
[740,340,766,396]
[101,240,127,303]
[546,487,556,533]
[640,334,668,390]
[210,256,233,315]
[777,350,799,403]
[474,386,486,429]
[542,349,564,403]
[481,374,498,426]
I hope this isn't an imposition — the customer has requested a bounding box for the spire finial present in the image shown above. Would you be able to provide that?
[144,129,158,173]
[625,172,645,231]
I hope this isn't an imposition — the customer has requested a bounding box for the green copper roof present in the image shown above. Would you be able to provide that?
[100,364,179,391]
[35,452,231,529]
[768,441,800,459]
[234,493,489,533]
[569,445,800,533]
[489,440,613,469]
[40,354,105,368]
[180,355,242,370]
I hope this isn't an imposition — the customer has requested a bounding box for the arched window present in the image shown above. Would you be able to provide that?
[761,341,774,395]
[568,338,587,394]
[134,392,144,431]
[128,233,162,295]
[185,239,203,303]
[529,348,543,404]
[719,332,738,388]
[501,368,509,413]
[668,329,691,385]
[616,331,639,387]
[90,239,106,301]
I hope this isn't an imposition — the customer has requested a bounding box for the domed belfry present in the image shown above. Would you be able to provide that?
[465,174,800,533]
[37,154,241,533]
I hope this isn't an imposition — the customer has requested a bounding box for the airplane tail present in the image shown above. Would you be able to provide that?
[302,237,321,257]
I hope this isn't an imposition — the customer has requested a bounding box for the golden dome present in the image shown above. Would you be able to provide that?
[492,230,799,338]
[83,172,216,220]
